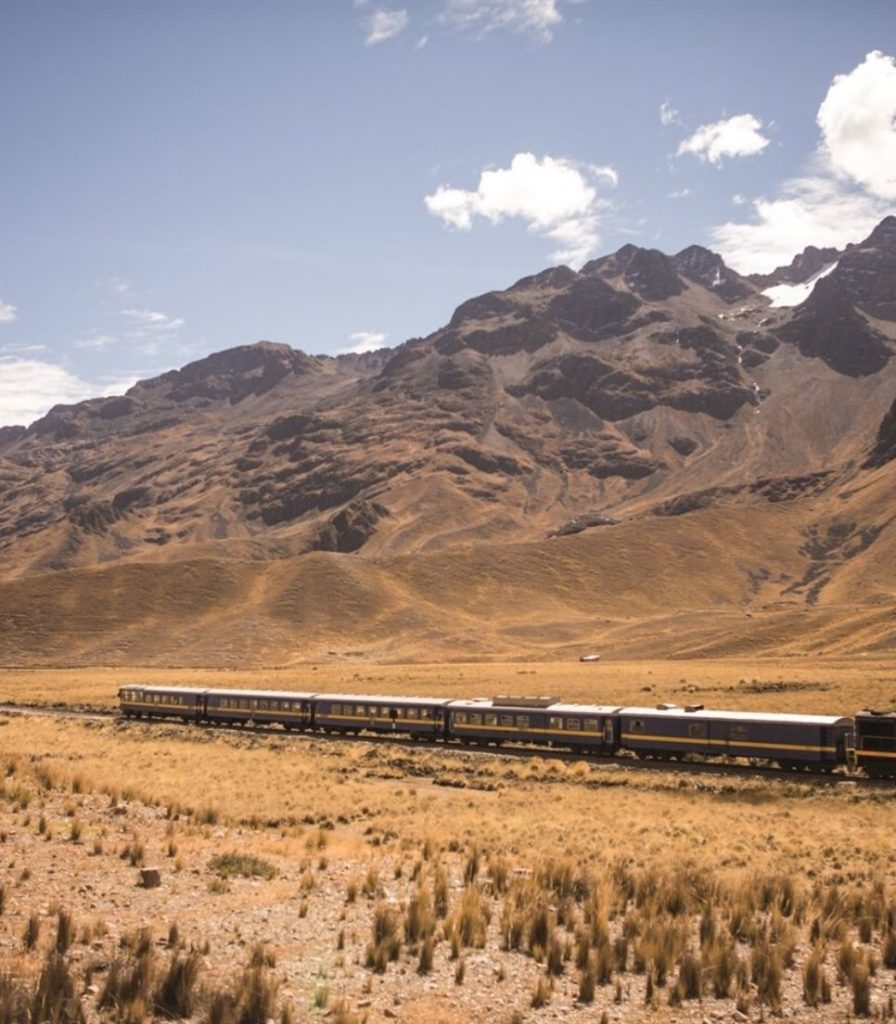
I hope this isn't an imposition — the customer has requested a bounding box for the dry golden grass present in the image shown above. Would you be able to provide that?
[1,709,896,1022]
[2,654,895,714]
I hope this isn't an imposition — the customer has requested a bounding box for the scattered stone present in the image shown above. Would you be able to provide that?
[140,867,161,888]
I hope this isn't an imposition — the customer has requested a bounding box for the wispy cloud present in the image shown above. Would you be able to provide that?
[121,308,185,331]
[341,330,389,354]
[668,187,693,199]
[659,100,680,127]
[0,299,18,324]
[75,333,118,350]
[439,0,562,43]
[364,7,409,45]
[677,113,770,165]
[425,152,617,266]
[711,51,896,273]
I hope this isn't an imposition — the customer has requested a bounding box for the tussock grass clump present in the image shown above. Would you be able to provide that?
[207,853,277,880]
[751,935,783,1011]
[23,913,40,951]
[404,883,434,945]
[365,904,401,973]
[31,951,85,1024]
[452,885,490,949]
[883,929,896,970]
[55,910,74,955]
[852,958,872,1017]
[0,972,30,1024]
[154,952,202,1019]
[530,975,551,1008]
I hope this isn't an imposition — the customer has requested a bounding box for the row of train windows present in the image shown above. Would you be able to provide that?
[452,713,600,730]
[216,698,300,712]
[326,704,433,720]
[627,720,748,740]
[126,692,189,706]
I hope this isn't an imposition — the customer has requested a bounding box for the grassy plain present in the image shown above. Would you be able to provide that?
[1,655,896,1023]
[2,654,896,713]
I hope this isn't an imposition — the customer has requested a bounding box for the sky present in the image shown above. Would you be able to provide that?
[1,0,894,426]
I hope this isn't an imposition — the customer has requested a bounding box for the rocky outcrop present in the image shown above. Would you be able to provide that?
[749,244,842,288]
[673,246,755,303]
[864,399,896,469]
[777,276,892,377]
[312,499,388,553]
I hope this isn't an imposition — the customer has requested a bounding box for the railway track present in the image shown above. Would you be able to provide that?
[1,700,892,789]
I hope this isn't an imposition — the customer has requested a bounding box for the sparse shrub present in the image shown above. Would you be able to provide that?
[453,885,489,949]
[167,923,180,949]
[751,936,782,1011]
[345,879,358,904]
[883,929,896,970]
[249,944,275,969]
[404,883,434,944]
[207,853,277,881]
[234,966,278,1024]
[69,820,82,844]
[361,865,379,899]
[463,847,480,885]
[546,932,564,977]
[454,956,465,985]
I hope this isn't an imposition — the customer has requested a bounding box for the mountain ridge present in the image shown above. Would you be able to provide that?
[1,218,895,661]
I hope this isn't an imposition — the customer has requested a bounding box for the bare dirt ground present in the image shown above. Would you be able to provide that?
[1,659,895,1023]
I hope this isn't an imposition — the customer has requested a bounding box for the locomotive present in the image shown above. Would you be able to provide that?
[117,686,896,778]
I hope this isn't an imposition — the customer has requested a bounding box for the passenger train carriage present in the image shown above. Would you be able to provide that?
[117,685,895,777]
[618,705,854,771]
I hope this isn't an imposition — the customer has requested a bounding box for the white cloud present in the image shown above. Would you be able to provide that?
[677,113,770,165]
[415,34,429,49]
[660,101,680,127]
[0,358,96,427]
[817,50,896,200]
[75,333,118,350]
[0,299,18,324]
[364,8,409,45]
[710,52,896,274]
[424,152,617,266]
[732,193,746,206]
[439,0,562,42]
[668,187,693,199]
[342,331,390,354]
[711,173,891,273]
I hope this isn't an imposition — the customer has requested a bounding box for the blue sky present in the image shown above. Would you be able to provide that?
[1,0,894,425]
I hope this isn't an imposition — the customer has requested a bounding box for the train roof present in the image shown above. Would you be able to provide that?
[447,699,622,713]
[119,685,208,696]
[618,706,852,726]
[204,689,317,700]
[313,693,455,706]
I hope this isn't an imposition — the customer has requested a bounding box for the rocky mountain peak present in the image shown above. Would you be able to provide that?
[134,341,321,405]
[590,244,684,301]
[749,244,842,289]
[672,245,754,303]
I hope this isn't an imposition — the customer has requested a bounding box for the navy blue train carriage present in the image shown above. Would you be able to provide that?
[118,685,895,775]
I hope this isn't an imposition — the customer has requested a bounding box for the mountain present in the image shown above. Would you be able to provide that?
[1,218,895,663]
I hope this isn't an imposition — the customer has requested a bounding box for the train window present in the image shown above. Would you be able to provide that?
[405,708,416,719]
[454,713,468,725]
[484,713,497,726]
[356,705,366,716]
[500,715,513,727]
[585,719,598,732]
[566,719,580,730]
[688,723,707,739]
[731,726,748,739]
[239,700,248,710]
[420,709,431,720]
[629,720,645,734]
[549,716,562,729]
[517,715,530,728]
[469,714,483,726]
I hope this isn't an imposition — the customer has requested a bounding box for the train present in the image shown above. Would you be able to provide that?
[117,686,896,778]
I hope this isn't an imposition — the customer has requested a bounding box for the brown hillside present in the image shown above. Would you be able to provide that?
[0,219,895,663]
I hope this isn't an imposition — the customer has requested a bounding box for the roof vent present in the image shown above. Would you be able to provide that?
[493,695,557,708]
[685,704,705,713]
[656,703,678,711]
